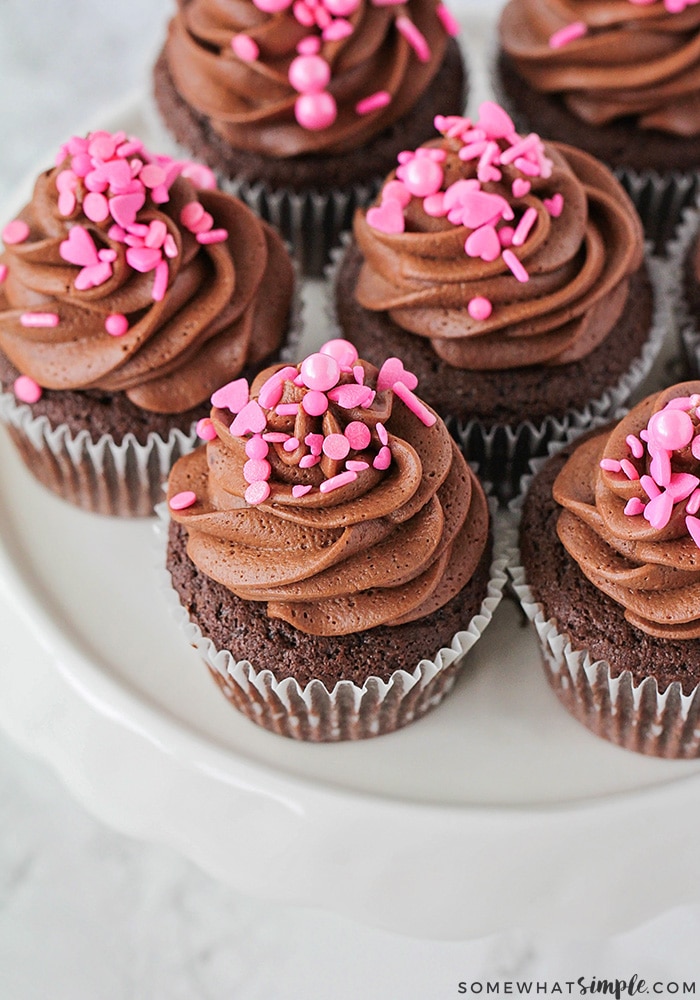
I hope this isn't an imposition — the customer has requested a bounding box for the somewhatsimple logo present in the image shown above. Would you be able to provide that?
[457,978,696,997]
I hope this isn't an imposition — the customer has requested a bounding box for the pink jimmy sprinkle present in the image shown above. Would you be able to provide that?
[152,260,169,302]
[687,515,700,549]
[549,21,588,49]
[512,207,538,248]
[283,437,300,452]
[299,454,321,468]
[20,312,60,328]
[13,375,42,404]
[395,15,431,63]
[687,488,700,517]
[599,459,622,473]
[0,264,7,283]
[436,3,460,37]
[276,403,300,416]
[392,381,436,427]
[292,484,313,498]
[263,432,290,443]
[319,470,358,494]
[196,228,228,245]
[626,434,645,459]
[377,422,389,446]
[499,133,540,166]
[620,459,639,481]
[2,219,30,245]
[356,91,392,116]
[346,460,369,472]
[502,249,529,283]
[169,490,197,511]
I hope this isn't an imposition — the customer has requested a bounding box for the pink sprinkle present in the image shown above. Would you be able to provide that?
[292,485,313,498]
[352,365,365,385]
[58,191,77,216]
[543,194,564,218]
[244,458,271,484]
[626,434,644,459]
[196,417,217,441]
[126,246,161,273]
[600,459,622,473]
[105,313,129,336]
[300,352,340,392]
[319,470,358,494]
[640,475,661,500]
[687,489,700,516]
[344,421,371,451]
[458,140,488,162]
[13,375,42,404]
[276,403,300,416]
[393,381,436,427]
[323,18,354,41]
[305,433,324,455]
[320,339,359,368]
[152,260,169,302]
[211,377,249,414]
[245,481,271,505]
[468,296,493,321]
[396,15,431,62]
[377,422,388,446]
[356,91,391,116]
[502,249,529,283]
[549,21,588,49]
[500,133,539,166]
[499,227,514,247]
[644,490,674,530]
[2,220,30,245]
[246,435,269,459]
[257,365,297,409]
[283,437,300,452]
[232,33,259,61]
[263,432,290,443]
[381,181,411,208]
[20,312,59,328]
[624,498,646,517]
[514,157,539,177]
[512,178,531,199]
[436,2,460,36]
[327,383,374,408]
[299,454,321,468]
[346,460,369,472]
[0,265,7,283]
[512,207,538,248]
[196,228,228,245]
[323,433,351,461]
[620,459,639,481]
[169,490,197,511]
[230,399,266,436]
[373,446,392,471]
[145,220,168,249]
[687,515,700,550]
[297,35,322,55]
[692,436,700,462]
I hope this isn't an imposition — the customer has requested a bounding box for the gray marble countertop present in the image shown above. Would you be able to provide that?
[1,2,700,997]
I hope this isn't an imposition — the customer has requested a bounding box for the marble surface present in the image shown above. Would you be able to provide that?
[1,2,700,997]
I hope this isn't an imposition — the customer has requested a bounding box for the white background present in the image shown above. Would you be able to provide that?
[1,2,700,998]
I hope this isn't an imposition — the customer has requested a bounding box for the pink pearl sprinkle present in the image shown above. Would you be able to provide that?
[292,484,313,498]
[245,481,271,505]
[2,220,30,245]
[295,91,337,130]
[373,446,392,471]
[624,498,646,517]
[402,157,443,198]
[20,312,59,328]
[13,375,42,404]
[246,435,269,459]
[244,459,271,484]
[323,433,351,461]
[356,91,391,116]
[648,407,694,451]
[396,15,431,62]
[468,297,492,321]
[549,21,588,50]
[302,391,329,416]
[232,33,259,61]
[301,352,340,391]
[197,418,217,441]
[288,54,331,94]
[319,470,358,494]
[105,313,129,336]
[169,490,197,511]
[320,339,358,367]
[196,229,228,245]
[345,421,371,451]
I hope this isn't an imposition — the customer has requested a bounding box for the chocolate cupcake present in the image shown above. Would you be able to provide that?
[0,129,295,516]
[513,383,700,758]
[497,0,700,250]
[153,0,467,274]
[164,338,504,741]
[334,102,662,500]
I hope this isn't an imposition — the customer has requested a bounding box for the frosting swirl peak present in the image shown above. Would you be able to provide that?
[167,339,488,636]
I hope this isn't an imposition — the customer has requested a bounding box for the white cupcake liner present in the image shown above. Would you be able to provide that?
[667,202,700,379]
[614,166,700,256]
[326,239,670,502]
[509,458,700,759]
[156,501,510,742]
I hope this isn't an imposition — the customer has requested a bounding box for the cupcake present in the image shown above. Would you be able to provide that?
[153,0,467,274]
[514,382,700,758]
[497,0,700,250]
[334,101,661,500]
[0,129,295,516]
[164,338,502,741]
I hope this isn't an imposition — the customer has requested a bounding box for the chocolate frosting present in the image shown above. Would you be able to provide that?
[353,114,643,371]
[0,133,293,414]
[167,347,489,636]
[163,0,452,157]
[499,0,700,137]
[553,383,700,640]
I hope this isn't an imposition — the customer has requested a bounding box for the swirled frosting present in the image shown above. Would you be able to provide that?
[499,0,700,137]
[162,0,457,157]
[0,130,293,414]
[554,382,700,640]
[167,338,488,636]
[352,102,643,371]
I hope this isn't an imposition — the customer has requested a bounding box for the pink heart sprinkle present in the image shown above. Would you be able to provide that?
[512,178,531,198]
[543,193,564,218]
[453,190,511,230]
[376,357,419,392]
[210,377,250,414]
[373,446,392,470]
[292,485,313,498]
[59,225,99,267]
[126,246,162,273]
[327,384,374,408]
[624,498,645,517]
[644,490,673,530]
[366,199,405,235]
[74,260,113,290]
[465,224,501,262]
[477,100,515,140]
[109,191,146,228]
[230,399,267,437]
[382,180,411,207]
